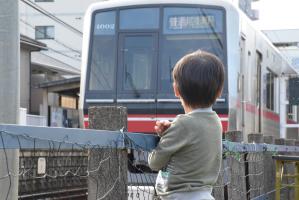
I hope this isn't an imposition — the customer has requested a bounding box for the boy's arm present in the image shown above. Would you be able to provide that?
[148,119,187,171]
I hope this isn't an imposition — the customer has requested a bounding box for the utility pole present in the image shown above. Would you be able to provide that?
[0,0,20,123]
[0,0,20,199]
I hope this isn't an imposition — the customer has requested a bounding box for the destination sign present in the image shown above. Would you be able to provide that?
[168,15,215,30]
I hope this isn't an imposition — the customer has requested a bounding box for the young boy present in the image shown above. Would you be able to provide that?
[148,50,224,200]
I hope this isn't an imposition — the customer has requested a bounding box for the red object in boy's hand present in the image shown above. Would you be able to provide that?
[155,120,171,137]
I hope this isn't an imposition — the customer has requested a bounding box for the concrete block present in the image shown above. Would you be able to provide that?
[88,106,128,200]
[248,133,263,143]
[263,136,274,144]
[225,131,243,142]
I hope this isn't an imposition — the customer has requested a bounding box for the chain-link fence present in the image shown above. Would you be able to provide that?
[1,125,299,200]
[0,125,158,200]
[213,133,299,200]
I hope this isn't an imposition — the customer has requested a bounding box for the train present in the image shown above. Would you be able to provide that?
[79,0,298,139]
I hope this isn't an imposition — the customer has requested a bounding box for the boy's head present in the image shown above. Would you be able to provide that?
[172,50,225,108]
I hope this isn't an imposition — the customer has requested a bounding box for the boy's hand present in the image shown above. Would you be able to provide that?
[155,120,171,137]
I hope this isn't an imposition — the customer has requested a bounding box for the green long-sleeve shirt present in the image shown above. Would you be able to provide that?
[148,111,222,196]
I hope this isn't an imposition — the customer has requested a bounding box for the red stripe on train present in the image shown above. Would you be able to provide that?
[237,101,281,123]
[245,103,280,122]
[84,114,228,133]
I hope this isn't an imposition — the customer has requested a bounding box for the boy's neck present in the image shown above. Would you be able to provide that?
[181,99,211,114]
[184,105,193,114]
[181,100,197,114]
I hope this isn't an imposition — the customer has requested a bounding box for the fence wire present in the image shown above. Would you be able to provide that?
[0,129,299,200]
[0,130,157,200]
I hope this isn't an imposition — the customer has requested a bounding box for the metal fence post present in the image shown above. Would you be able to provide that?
[295,163,299,200]
[275,160,283,200]
[286,139,296,199]
[275,138,288,199]
[88,106,128,200]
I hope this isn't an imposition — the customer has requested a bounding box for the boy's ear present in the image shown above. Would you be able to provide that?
[216,88,223,98]
[173,82,180,98]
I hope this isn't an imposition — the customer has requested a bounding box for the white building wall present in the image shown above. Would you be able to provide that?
[19,0,106,69]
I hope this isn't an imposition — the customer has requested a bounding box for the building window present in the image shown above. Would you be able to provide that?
[35,0,54,2]
[35,26,55,40]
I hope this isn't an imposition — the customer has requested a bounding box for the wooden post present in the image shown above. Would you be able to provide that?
[248,133,263,143]
[264,136,274,144]
[88,106,128,200]
[247,133,263,198]
[225,131,246,200]
[263,135,275,200]
[225,130,243,142]
[275,139,286,146]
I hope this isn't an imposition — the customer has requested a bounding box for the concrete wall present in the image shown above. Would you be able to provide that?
[30,74,60,115]
[31,74,44,114]
[20,48,30,110]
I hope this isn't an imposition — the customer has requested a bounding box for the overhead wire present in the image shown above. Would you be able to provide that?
[20,20,81,62]
[20,18,81,56]
[20,0,82,36]
[20,0,83,63]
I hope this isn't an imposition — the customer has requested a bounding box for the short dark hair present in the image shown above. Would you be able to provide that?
[172,50,225,108]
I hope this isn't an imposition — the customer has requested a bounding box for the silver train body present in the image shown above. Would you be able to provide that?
[80,0,298,140]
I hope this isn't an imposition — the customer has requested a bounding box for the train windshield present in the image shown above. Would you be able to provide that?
[160,7,225,97]
[87,6,226,97]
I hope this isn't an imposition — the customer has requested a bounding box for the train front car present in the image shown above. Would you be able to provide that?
[80,0,231,133]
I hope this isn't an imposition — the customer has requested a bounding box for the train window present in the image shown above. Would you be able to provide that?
[120,8,159,30]
[266,70,277,111]
[159,7,225,95]
[93,11,116,35]
[287,105,297,121]
[122,35,155,91]
[88,11,116,91]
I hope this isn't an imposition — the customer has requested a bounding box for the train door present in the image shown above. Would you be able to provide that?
[256,52,262,133]
[239,37,246,133]
[117,33,158,132]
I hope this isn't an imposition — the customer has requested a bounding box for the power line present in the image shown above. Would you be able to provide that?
[43,45,81,62]
[20,20,81,62]
[20,18,81,56]
[20,19,81,62]
[20,0,82,36]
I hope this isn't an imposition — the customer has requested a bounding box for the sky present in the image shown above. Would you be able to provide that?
[252,0,299,30]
